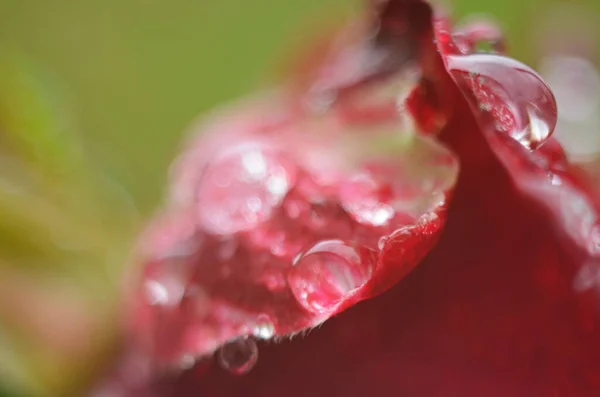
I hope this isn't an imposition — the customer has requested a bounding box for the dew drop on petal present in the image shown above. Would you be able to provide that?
[179,355,196,370]
[287,240,375,314]
[143,260,187,307]
[338,129,458,227]
[339,173,395,227]
[452,17,506,55]
[195,143,295,234]
[252,315,275,340]
[446,53,558,150]
[216,338,258,375]
[573,260,600,292]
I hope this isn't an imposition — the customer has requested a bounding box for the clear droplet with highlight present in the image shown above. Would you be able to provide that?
[446,53,557,150]
[452,18,506,55]
[143,260,188,307]
[196,143,296,234]
[252,314,275,340]
[339,173,395,227]
[217,338,259,375]
[338,129,459,226]
[287,240,375,314]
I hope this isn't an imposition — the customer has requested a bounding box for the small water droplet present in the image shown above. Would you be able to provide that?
[196,143,296,234]
[217,338,258,375]
[287,240,375,314]
[143,260,187,307]
[179,355,196,370]
[252,315,275,340]
[447,53,557,150]
[573,261,600,292]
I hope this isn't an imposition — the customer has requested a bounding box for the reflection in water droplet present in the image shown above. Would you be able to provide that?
[179,355,196,370]
[452,18,505,55]
[217,338,258,375]
[338,132,458,227]
[287,240,375,314]
[196,143,295,234]
[573,261,600,292]
[252,315,275,340]
[143,260,187,307]
[447,54,557,150]
[144,280,171,306]
[339,173,395,227]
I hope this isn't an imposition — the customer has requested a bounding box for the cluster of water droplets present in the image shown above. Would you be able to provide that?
[195,143,296,235]
[131,91,460,375]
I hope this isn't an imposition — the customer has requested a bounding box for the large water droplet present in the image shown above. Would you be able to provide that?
[446,53,557,150]
[339,173,395,227]
[196,143,296,234]
[452,18,506,55]
[217,338,258,375]
[338,131,458,226]
[287,240,375,314]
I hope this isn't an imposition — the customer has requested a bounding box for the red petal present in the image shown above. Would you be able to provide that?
[129,90,459,366]
[115,1,600,396]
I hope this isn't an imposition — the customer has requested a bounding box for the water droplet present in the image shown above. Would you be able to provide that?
[252,315,275,340]
[339,173,395,227]
[573,261,600,292]
[179,355,196,370]
[287,240,375,314]
[217,338,258,375]
[447,53,557,150]
[452,18,505,55]
[143,260,187,307]
[588,224,600,256]
[196,143,296,234]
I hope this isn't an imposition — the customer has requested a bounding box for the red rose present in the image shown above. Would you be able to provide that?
[98,1,600,396]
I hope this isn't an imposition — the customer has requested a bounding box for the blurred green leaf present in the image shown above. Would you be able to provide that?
[0,52,137,397]
[0,53,82,178]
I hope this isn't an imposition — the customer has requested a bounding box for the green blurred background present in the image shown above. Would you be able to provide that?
[4,0,596,215]
[0,0,598,396]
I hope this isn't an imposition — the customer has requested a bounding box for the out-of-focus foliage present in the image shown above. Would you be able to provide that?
[0,0,599,396]
[0,53,136,396]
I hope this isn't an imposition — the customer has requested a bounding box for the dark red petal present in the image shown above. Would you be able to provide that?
[175,87,600,395]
